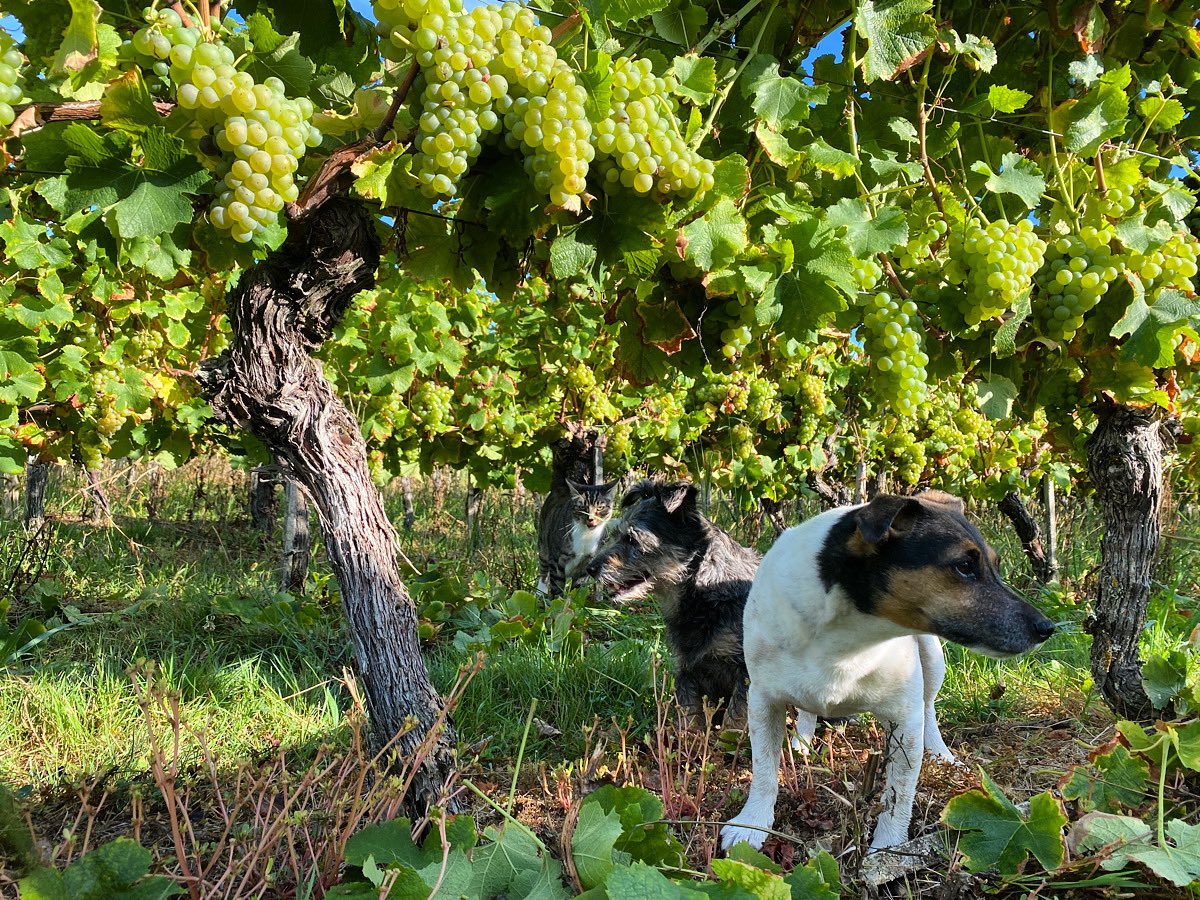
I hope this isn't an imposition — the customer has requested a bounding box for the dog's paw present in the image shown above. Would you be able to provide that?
[720,819,770,852]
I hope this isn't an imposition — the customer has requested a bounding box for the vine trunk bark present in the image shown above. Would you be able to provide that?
[998,491,1052,583]
[196,197,455,813]
[1086,402,1162,721]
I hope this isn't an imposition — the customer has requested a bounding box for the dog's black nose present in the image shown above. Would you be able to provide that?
[1034,618,1056,641]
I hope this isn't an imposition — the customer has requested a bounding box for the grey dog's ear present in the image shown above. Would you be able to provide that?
[660,482,698,515]
[855,494,923,544]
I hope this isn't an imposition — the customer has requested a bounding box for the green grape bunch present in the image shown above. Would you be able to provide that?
[129,9,322,243]
[851,256,882,293]
[1033,226,1120,342]
[411,382,455,430]
[947,218,1047,326]
[0,32,25,129]
[860,292,929,417]
[1127,232,1199,295]
[716,298,756,360]
[374,0,713,207]
[593,57,715,197]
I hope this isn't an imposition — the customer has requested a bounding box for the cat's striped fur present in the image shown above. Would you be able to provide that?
[536,479,618,596]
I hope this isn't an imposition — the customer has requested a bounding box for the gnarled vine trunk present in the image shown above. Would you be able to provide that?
[998,491,1053,583]
[196,197,454,813]
[1086,402,1162,721]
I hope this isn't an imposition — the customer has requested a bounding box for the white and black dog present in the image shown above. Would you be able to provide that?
[721,491,1056,854]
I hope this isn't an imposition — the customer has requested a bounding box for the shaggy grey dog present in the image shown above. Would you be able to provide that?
[587,479,760,721]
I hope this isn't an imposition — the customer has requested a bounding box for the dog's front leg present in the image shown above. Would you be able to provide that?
[720,684,787,851]
[866,709,924,852]
[917,634,958,765]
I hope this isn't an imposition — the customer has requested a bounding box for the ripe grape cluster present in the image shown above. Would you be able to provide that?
[877,426,926,486]
[607,421,632,459]
[130,8,322,242]
[745,378,781,424]
[1091,180,1136,220]
[375,0,591,207]
[373,0,713,205]
[717,298,756,360]
[1128,232,1200,294]
[0,33,24,129]
[565,361,595,395]
[593,57,714,197]
[696,368,748,415]
[411,382,455,429]
[860,292,928,416]
[1033,226,1120,341]
[851,257,882,292]
[895,216,948,270]
[949,218,1046,326]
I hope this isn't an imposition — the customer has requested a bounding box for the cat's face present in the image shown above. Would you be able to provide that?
[567,480,619,529]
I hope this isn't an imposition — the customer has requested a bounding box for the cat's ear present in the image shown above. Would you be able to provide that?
[660,482,698,516]
[598,479,620,500]
[566,479,585,499]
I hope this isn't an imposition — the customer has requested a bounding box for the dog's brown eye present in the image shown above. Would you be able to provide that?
[953,559,977,579]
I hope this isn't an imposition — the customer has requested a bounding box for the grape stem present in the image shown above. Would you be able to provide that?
[695,0,763,54]
[550,11,582,44]
[290,60,420,218]
[1094,146,1108,197]
[915,52,949,245]
[691,0,780,151]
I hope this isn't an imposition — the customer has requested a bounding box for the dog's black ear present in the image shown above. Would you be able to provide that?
[917,489,965,516]
[660,482,698,516]
[855,495,923,544]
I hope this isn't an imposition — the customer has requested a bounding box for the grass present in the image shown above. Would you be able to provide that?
[3,459,1199,861]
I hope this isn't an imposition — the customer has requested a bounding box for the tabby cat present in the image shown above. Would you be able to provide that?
[536,479,619,596]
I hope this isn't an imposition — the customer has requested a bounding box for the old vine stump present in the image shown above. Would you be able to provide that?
[1086,402,1162,720]
[197,197,455,813]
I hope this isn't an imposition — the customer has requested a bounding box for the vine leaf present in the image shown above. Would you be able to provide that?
[987,84,1031,113]
[1070,813,1200,888]
[1059,744,1151,813]
[51,0,101,74]
[975,376,1018,420]
[752,72,826,129]
[824,199,908,256]
[99,70,162,132]
[1137,96,1185,132]
[938,29,996,72]
[709,858,790,899]
[855,0,937,83]
[970,152,1045,210]
[941,771,1066,873]
[679,198,747,270]
[993,291,1032,358]
[571,801,628,889]
[583,785,685,869]
[1062,65,1130,154]
[670,55,716,105]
